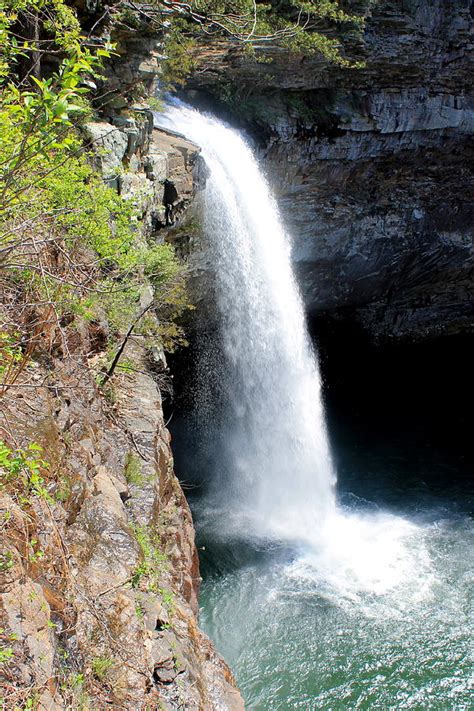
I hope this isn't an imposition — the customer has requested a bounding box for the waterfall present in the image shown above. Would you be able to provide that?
[149,107,472,711]
[156,105,433,601]
[158,103,336,542]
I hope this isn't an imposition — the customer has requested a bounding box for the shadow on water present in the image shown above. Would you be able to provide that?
[197,533,297,579]
[167,322,473,586]
[167,321,473,708]
[313,319,473,511]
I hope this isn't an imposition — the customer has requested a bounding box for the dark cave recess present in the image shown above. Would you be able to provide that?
[165,315,473,504]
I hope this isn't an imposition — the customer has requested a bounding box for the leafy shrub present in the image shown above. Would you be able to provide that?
[124,452,145,486]
[0,3,192,377]
[91,656,114,680]
[0,440,51,501]
[131,524,168,592]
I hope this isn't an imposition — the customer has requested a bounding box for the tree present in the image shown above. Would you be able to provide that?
[0,1,191,399]
[112,0,368,69]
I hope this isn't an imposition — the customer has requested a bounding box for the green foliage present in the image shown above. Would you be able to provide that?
[37,156,136,270]
[155,0,369,82]
[0,440,51,502]
[131,524,168,592]
[144,242,182,284]
[142,244,192,351]
[161,23,197,90]
[124,452,145,486]
[0,645,14,665]
[53,473,72,503]
[116,358,135,373]
[0,331,22,384]
[22,694,40,709]
[159,586,175,614]
[0,2,113,221]
[108,0,370,90]
[91,656,114,680]
[0,628,18,669]
[0,0,109,78]
[69,672,85,688]
[1,85,190,362]
[0,12,191,357]
[147,96,165,112]
[27,538,45,562]
[59,670,87,709]
[101,381,117,405]
[0,550,14,572]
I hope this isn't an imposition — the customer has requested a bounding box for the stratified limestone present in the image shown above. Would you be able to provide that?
[185,0,473,340]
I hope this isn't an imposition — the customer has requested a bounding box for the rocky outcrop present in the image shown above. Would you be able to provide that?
[185,0,473,340]
[0,348,242,710]
[0,111,243,710]
[84,111,204,234]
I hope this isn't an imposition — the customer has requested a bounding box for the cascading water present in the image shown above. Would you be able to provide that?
[156,104,473,709]
[157,103,427,586]
[158,103,336,542]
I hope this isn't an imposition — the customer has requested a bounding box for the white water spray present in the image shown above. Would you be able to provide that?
[157,104,431,597]
[159,103,336,539]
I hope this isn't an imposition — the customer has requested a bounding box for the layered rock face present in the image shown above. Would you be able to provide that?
[187,0,473,340]
[1,347,241,710]
[84,114,203,229]
[0,115,243,711]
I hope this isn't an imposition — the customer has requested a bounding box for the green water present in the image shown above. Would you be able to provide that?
[175,334,473,709]
[198,503,473,709]
[194,404,473,708]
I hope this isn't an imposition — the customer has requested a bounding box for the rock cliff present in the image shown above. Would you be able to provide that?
[2,1,472,706]
[0,113,243,711]
[185,0,473,340]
